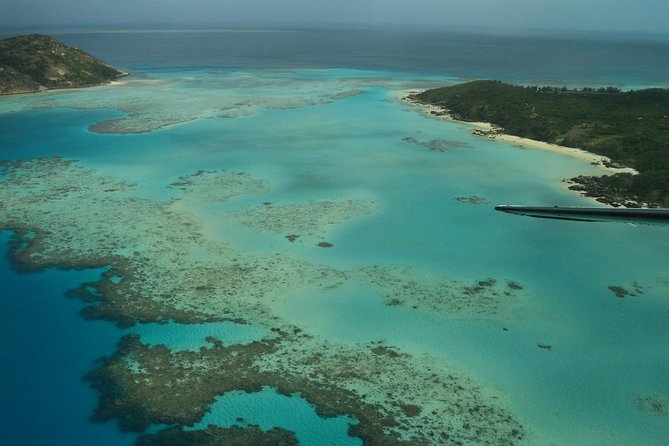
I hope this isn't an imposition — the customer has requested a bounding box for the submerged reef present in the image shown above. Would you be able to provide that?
[136,425,297,446]
[64,260,227,327]
[402,136,473,152]
[454,195,491,205]
[25,74,339,133]
[632,394,669,417]
[230,199,377,245]
[353,266,526,320]
[0,156,531,445]
[169,169,272,203]
[328,89,366,100]
[88,333,526,445]
[86,334,280,431]
[0,157,347,326]
[17,73,418,134]
[608,282,644,299]
[136,425,298,446]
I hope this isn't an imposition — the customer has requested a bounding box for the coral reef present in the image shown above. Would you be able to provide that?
[632,394,668,417]
[18,73,424,134]
[402,136,473,152]
[353,266,526,319]
[87,334,526,445]
[169,169,271,203]
[136,425,298,446]
[608,282,644,298]
[1,157,530,445]
[454,196,491,205]
[229,199,377,245]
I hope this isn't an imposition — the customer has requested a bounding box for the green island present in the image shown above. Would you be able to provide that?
[411,80,669,207]
[0,34,127,95]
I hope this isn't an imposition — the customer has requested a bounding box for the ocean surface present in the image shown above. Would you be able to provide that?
[1,29,668,446]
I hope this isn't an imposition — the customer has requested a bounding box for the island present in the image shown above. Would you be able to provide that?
[0,34,127,95]
[410,80,669,208]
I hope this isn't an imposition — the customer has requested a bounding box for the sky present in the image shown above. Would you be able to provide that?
[2,0,668,35]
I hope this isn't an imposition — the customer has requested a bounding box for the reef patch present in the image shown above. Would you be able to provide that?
[88,333,526,445]
[608,282,644,298]
[0,158,345,326]
[402,136,473,152]
[169,169,271,202]
[229,199,377,245]
[454,195,491,205]
[353,266,526,320]
[328,89,366,100]
[1,156,531,445]
[136,425,298,446]
[21,73,407,134]
[632,394,669,416]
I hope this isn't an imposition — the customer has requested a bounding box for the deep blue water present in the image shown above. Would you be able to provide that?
[45,29,669,89]
[0,108,124,160]
[0,232,136,446]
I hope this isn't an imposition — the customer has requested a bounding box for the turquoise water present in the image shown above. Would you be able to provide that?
[131,321,266,351]
[193,387,362,446]
[1,31,669,445]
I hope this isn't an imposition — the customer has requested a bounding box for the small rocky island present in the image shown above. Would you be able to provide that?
[412,81,669,207]
[0,34,127,95]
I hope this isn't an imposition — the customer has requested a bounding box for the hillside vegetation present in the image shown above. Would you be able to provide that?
[414,80,669,207]
[0,34,126,95]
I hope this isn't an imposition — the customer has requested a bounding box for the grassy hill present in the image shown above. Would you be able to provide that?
[0,34,127,95]
[414,80,669,207]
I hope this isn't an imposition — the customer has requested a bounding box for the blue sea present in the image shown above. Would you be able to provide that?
[1,29,669,445]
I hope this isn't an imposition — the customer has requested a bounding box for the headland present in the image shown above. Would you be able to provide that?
[406,81,669,208]
[0,34,127,95]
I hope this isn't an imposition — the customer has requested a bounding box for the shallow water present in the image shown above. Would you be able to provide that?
[193,387,362,446]
[1,30,669,446]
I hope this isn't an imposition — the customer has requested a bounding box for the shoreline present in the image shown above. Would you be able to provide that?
[0,72,130,97]
[400,90,638,176]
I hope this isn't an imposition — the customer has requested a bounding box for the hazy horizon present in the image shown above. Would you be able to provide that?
[2,23,668,44]
[2,0,669,37]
